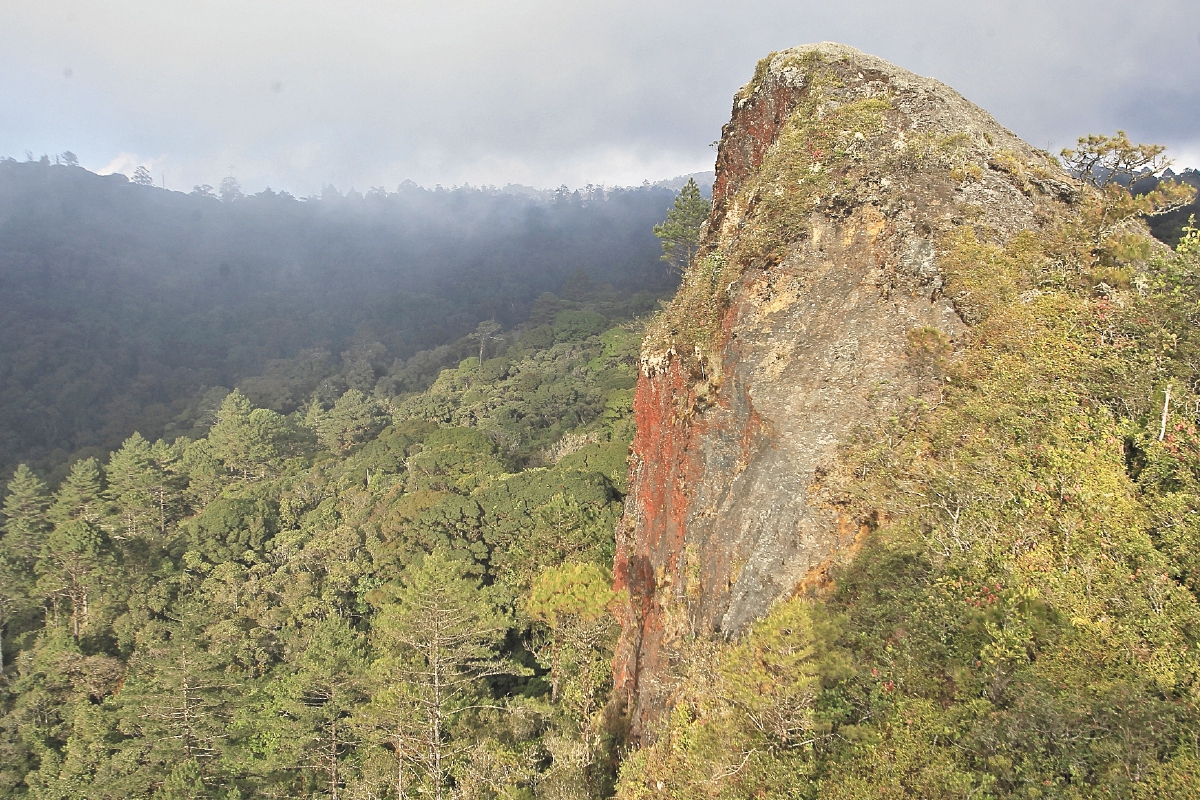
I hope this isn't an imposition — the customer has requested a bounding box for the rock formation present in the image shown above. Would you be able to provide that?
[613,42,1082,741]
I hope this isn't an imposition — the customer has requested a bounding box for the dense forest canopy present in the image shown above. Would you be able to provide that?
[0,300,645,798]
[4,118,1200,799]
[0,158,696,481]
[0,158,705,797]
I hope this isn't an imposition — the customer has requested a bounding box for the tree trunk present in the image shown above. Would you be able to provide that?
[330,715,339,800]
[431,629,444,800]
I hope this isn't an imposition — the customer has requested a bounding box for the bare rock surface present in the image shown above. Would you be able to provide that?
[613,42,1082,741]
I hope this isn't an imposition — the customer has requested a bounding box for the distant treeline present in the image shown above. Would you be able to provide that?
[0,159,683,480]
[1132,167,1200,245]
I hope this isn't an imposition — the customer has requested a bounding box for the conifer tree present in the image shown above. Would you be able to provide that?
[266,616,369,800]
[528,562,619,792]
[106,432,161,537]
[208,391,256,478]
[35,520,105,639]
[355,674,424,800]
[48,457,104,526]
[116,609,240,794]
[310,389,386,453]
[0,550,24,679]
[208,391,286,479]
[151,759,207,800]
[181,438,224,510]
[152,438,183,528]
[2,627,94,788]
[370,550,517,800]
[652,178,710,274]
[472,319,503,363]
[2,464,50,567]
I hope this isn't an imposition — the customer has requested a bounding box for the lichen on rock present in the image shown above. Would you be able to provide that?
[615,41,1096,742]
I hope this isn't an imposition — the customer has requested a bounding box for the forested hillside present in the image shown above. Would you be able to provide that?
[5,43,1200,800]
[0,158,681,481]
[0,296,643,798]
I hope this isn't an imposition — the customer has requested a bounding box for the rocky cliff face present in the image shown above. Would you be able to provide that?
[613,42,1081,741]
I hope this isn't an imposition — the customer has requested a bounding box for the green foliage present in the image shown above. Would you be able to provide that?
[207,391,289,480]
[47,458,103,526]
[623,130,1200,798]
[185,496,278,564]
[151,760,206,800]
[369,550,517,798]
[105,433,162,537]
[529,563,621,795]
[1,465,49,567]
[653,178,710,274]
[307,389,386,453]
[259,615,369,797]
[35,520,106,641]
[112,610,239,795]
[1176,214,1200,257]
[528,562,616,628]
[0,310,638,798]
[554,310,609,343]
[393,317,642,466]
[618,599,822,799]
[405,427,504,494]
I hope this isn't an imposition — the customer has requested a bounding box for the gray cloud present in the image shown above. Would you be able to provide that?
[2,0,1196,194]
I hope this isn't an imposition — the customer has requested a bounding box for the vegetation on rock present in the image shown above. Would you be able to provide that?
[619,114,1200,796]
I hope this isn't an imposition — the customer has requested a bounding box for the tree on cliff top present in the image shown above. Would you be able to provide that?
[653,178,710,274]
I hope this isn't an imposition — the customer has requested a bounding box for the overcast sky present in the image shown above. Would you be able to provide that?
[2,1,1197,195]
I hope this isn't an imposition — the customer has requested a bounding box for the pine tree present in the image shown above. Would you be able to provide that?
[652,178,710,274]
[528,562,619,792]
[472,319,503,363]
[152,759,207,799]
[355,674,424,800]
[35,520,105,639]
[208,391,285,479]
[132,165,156,186]
[149,438,182,531]
[370,550,517,800]
[311,389,385,453]
[2,464,50,567]
[208,391,255,479]
[181,438,224,510]
[48,457,104,526]
[117,609,240,794]
[106,433,161,537]
[0,550,25,679]
[266,616,369,800]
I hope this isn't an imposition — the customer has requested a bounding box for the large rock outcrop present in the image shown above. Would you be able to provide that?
[613,42,1081,740]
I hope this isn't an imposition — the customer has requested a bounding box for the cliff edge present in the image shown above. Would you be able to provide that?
[613,42,1082,740]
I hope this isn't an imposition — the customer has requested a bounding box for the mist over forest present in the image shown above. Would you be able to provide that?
[0,158,710,480]
[1,18,1198,793]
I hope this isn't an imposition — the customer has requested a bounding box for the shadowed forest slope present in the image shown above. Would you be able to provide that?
[0,159,684,480]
